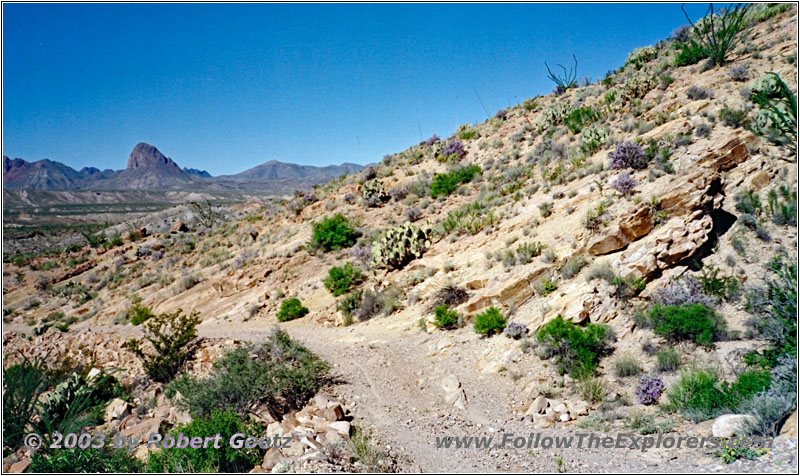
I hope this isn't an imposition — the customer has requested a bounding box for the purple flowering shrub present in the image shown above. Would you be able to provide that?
[426,134,441,146]
[610,171,638,196]
[610,141,647,169]
[347,245,372,265]
[636,375,666,405]
[495,109,508,120]
[503,322,529,340]
[441,140,467,161]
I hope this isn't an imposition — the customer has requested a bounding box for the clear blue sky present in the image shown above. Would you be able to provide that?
[3,3,703,176]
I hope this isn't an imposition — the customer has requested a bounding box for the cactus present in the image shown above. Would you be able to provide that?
[361,179,388,206]
[540,102,571,129]
[579,125,609,154]
[620,74,656,103]
[626,46,658,70]
[749,73,797,152]
[371,222,432,269]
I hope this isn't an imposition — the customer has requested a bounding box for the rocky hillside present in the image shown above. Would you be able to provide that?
[2,4,797,473]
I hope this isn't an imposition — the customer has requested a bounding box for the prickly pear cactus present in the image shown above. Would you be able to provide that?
[579,125,609,154]
[371,222,432,269]
[361,179,388,205]
[620,74,656,103]
[541,102,571,128]
[41,372,85,421]
[626,46,658,70]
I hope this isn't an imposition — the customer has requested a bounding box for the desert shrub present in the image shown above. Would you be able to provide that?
[127,303,153,326]
[404,207,423,222]
[32,446,142,473]
[337,290,362,324]
[674,40,708,67]
[430,165,482,198]
[538,201,553,218]
[729,65,749,81]
[433,285,469,308]
[561,256,587,280]
[276,298,309,322]
[125,309,201,383]
[644,303,726,347]
[738,354,797,435]
[503,322,529,340]
[636,375,666,405]
[613,353,642,377]
[744,257,797,359]
[610,141,647,169]
[576,377,607,404]
[686,85,713,100]
[3,358,47,456]
[515,242,544,264]
[146,410,261,472]
[324,262,363,297]
[681,3,750,66]
[535,316,613,377]
[474,307,507,336]
[698,265,741,301]
[718,106,748,128]
[535,278,558,296]
[168,329,328,421]
[695,122,712,137]
[585,261,616,283]
[651,276,718,308]
[433,305,460,330]
[666,368,771,422]
[610,171,638,196]
[564,106,599,133]
[655,347,682,372]
[310,214,360,252]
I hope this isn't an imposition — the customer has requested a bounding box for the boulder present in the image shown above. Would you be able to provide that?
[321,405,345,422]
[526,395,548,415]
[170,221,188,233]
[120,417,163,439]
[587,227,629,256]
[441,374,461,394]
[328,421,351,437]
[104,398,131,421]
[780,411,797,438]
[712,414,757,437]
[749,170,771,190]
[9,460,31,473]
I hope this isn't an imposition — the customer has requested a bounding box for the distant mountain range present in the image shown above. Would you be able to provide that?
[3,143,365,193]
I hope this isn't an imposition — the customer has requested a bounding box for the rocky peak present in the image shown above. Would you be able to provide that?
[126,143,180,170]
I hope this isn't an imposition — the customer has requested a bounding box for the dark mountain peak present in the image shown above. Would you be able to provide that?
[127,143,180,170]
[184,167,212,178]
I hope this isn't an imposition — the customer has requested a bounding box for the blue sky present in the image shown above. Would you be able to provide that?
[3,3,702,176]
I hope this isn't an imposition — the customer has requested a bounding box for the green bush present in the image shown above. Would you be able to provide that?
[337,290,363,325]
[564,107,600,134]
[3,358,46,456]
[32,447,142,473]
[146,410,261,472]
[433,304,460,330]
[324,262,363,297]
[125,309,201,383]
[168,329,328,421]
[276,297,309,322]
[310,214,360,252]
[645,303,726,347]
[745,257,797,360]
[430,165,482,198]
[127,303,153,325]
[473,307,507,336]
[535,316,613,377]
[666,368,771,422]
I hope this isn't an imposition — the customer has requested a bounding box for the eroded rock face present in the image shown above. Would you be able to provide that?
[464,264,551,314]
